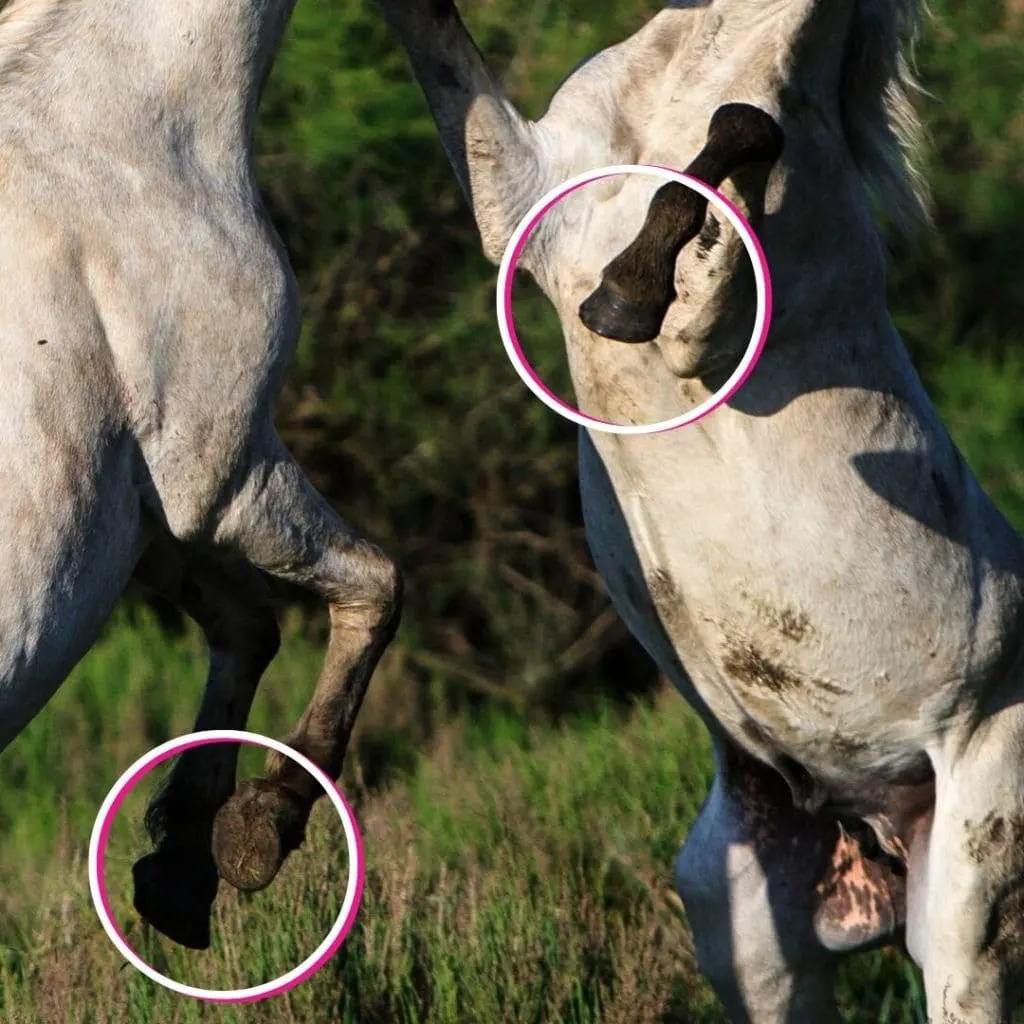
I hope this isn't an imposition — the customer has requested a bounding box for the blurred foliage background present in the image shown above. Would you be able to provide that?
[244,0,1023,731]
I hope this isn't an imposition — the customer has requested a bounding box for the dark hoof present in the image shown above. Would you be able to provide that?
[132,845,219,950]
[578,284,668,343]
[211,779,308,893]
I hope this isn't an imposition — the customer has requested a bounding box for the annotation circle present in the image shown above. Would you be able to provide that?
[88,729,364,1004]
[496,164,773,435]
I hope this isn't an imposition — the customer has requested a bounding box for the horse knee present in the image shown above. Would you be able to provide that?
[329,541,403,637]
[369,548,403,631]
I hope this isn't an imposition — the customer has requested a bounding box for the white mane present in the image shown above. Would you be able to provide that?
[841,0,933,236]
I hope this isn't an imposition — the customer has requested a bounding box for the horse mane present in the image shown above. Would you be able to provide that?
[841,0,933,237]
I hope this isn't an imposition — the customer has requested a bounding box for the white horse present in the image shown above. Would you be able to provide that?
[0,0,401,949]
[379,1,1024,1020]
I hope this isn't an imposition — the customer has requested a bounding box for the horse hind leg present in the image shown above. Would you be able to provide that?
[130,538,280,949]
[912,703,1024,1023]
[676,741,905,1023]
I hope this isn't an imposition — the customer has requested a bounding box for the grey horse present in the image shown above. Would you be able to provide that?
[378,1,1024,1020]
[0,0,401,949]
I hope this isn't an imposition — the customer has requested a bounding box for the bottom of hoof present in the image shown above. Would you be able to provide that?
[211,779,307,893]
[132,847,219,950]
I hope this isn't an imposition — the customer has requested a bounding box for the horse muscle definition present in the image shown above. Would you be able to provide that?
[0,0,401,950]
[379,2,1024,1020]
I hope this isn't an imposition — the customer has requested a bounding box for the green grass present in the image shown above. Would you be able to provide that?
[0,612,940,1024]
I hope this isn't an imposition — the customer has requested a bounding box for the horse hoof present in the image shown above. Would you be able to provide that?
[132,845,219,950]
[211,778,307,893]
[578,284,667,343]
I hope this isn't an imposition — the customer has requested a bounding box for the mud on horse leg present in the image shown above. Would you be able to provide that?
[209,588,401,893]
[912,700,1024,1023]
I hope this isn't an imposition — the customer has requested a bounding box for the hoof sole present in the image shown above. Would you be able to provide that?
[212,779,307,893]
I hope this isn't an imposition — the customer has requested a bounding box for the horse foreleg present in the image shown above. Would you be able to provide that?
[130,537,280,949]
[197,435,402,894]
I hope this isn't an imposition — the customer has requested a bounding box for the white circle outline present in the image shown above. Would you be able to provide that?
[88,729,363,1003]
[496,164,772,435]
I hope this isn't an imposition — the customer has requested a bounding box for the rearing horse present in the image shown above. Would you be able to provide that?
[379,1,1024,1020]
[0,0,401,950]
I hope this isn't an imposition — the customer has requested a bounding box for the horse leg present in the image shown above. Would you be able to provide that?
[194,436,402,893]
[911,701,1024,1023]
[130,536,280,949]
[676,741,905,1023]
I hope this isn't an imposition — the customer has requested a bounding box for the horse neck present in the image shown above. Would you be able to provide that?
[0,0,297,174]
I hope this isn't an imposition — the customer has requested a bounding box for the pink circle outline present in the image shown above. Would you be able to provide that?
[87,730,365,1004]
[496,164,774,434]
